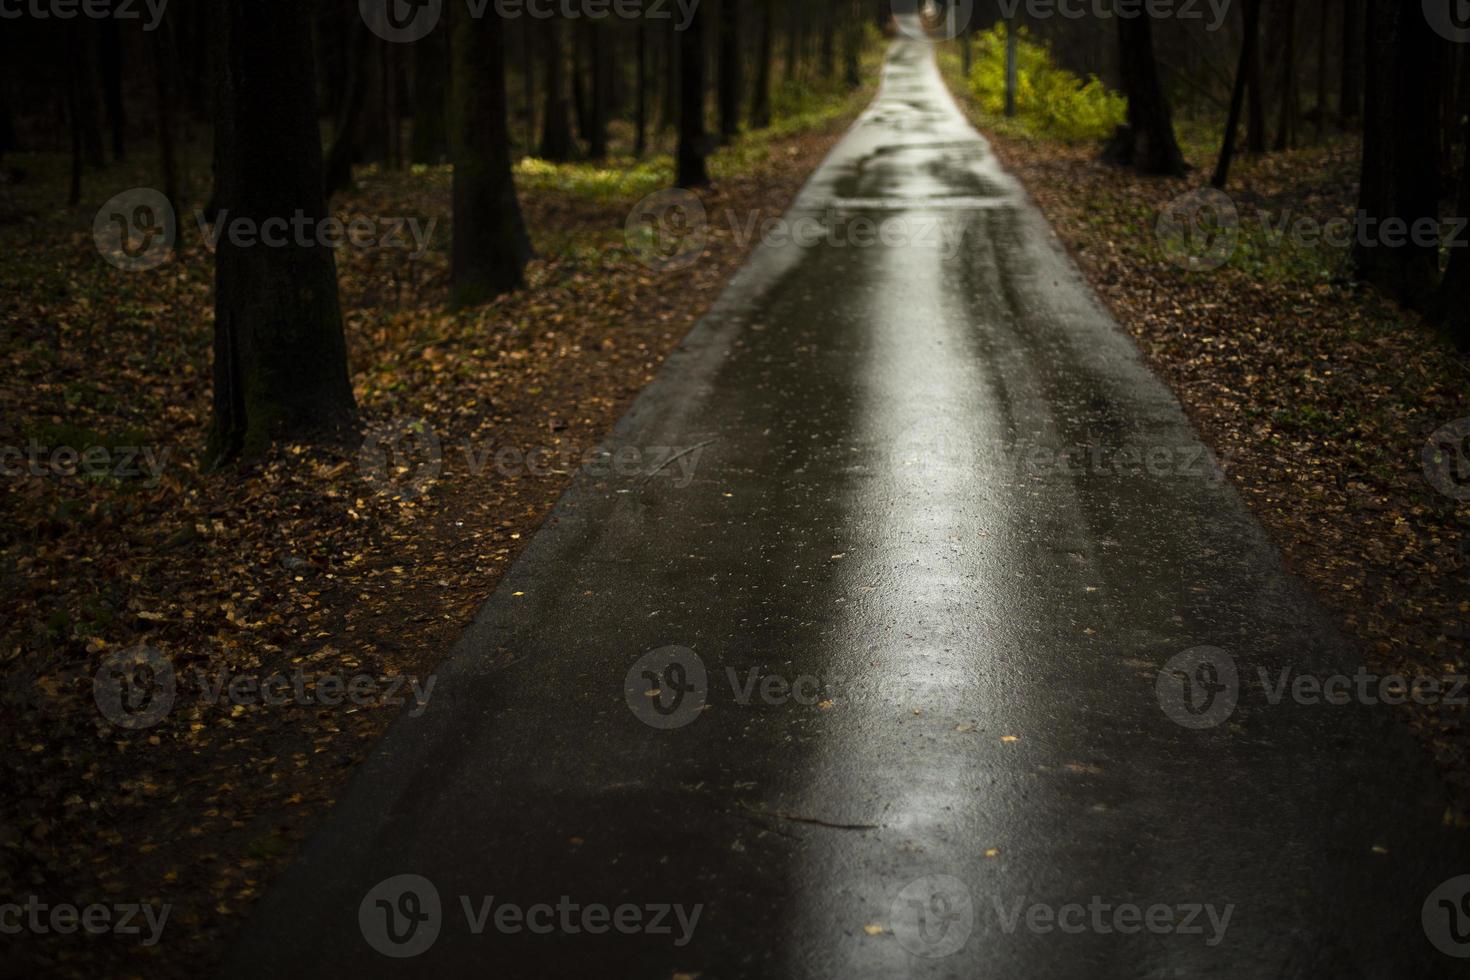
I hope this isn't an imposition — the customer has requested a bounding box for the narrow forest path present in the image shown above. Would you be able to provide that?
[225,28,1466,979]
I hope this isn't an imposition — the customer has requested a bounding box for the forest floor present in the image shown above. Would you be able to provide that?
[939,49,1470,824]
[0,72,879,977]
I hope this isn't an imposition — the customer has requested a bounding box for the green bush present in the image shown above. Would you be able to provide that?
[967,25,1125,142]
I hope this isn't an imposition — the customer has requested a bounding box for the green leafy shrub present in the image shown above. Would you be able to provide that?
[967,25,1125,142]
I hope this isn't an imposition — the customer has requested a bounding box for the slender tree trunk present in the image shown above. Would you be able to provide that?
[1212,0,1262,189]
[152,15,180,215]
[1103,14,1187,176]
[1438,115,1470,350]
[572,24,591,143]
[450,0,532,306]
[1273,0,1298,152]
[209,0,357,463]
[750,0,774,128]
[324,23,368,198]
[1314,0,1329,140]
[659,20,677,131]
[74,24,105,168]
[718,0,741,142]
[844,0,863,89]
[676,1,709,187]
[1353,0,1441,308]
[66,25,83,204]
[1245,25,1266,152]
[100,18,125,162]
[1339,0,1362,123]
[540,17,575,160]
[522,20,536,152]
[785,2,802,82]
[410,28,450,164]
[635,22,648,156]
[820,0,837,79]
[588,24,608,159]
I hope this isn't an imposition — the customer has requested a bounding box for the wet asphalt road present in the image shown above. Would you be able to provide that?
[225,33,1469,979]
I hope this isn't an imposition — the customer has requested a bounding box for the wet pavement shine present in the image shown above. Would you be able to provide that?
[224,30,1470,980]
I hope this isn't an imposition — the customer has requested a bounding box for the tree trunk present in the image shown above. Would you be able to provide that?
[66,25,84,204]
[750,0,775,128]
[676,1,709,188]
[821,0,837,79]
[1314,0,1329,140]
[450,0,532,306]
[1339,0,1362,123]
[659,20,677,131]
[844,0,863,89]
[324,23,369,198]
[718,0,741,142]
[572,24,591,144]
[1212,0,1262,189]
[540,17,575,160]
[152,15,180,215]
[75,24,105,168]
[1438,115,1470,350]
[635,23,648,156]
[410,28,450,165]
[1245,22,1266,153]
[100,18,125,162]
[1353,0,1441,308]
[587,24,608,159]
[785,2,802,82]
[1273,0,1298,152]
[209,0,357,463]
[1102,14,1187,176]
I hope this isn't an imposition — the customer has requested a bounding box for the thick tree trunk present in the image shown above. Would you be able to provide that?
[450,0,532,306]
[1212,0,1262,189]
[1353,0,1440,308]
[410,28,450,165]
[718,0,741,142]
[750,0,775,128]
[540,17,575,160]
[1339,0,1362,123]
[1102,14,1187,176]
[1273,0,1298,152]
[209,0,357,463]
[676,2,709,188]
